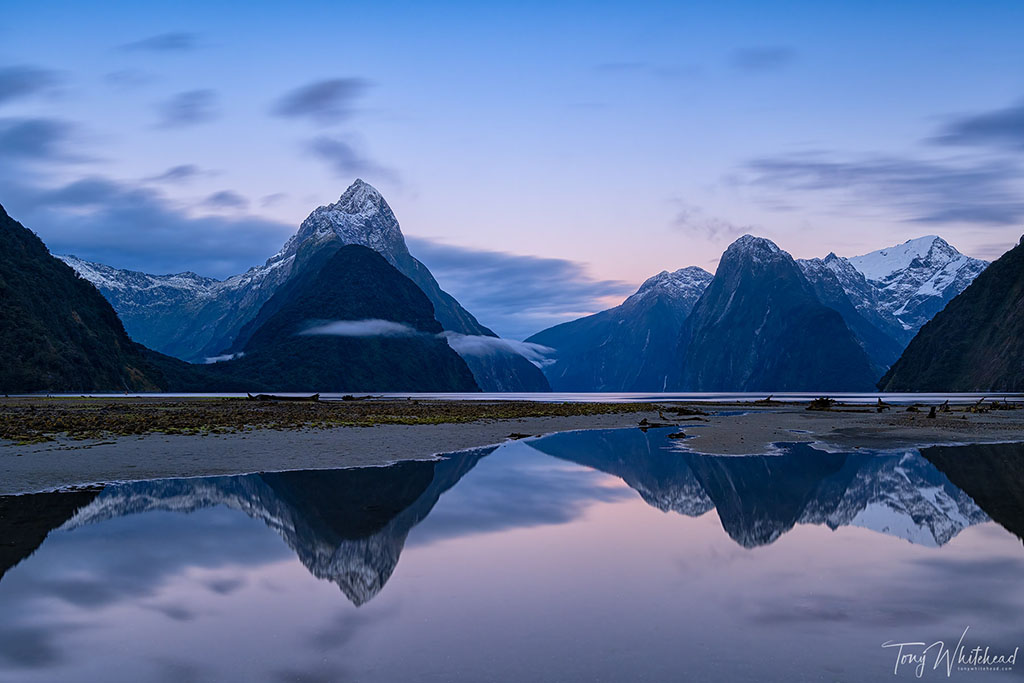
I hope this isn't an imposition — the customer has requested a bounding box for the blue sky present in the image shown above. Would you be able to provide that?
[2,0,1023,338]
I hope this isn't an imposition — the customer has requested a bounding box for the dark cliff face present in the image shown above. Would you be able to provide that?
[527,267,712,391]
[672,236,878,392]
[0,204,173,393]
[221,245,480,392]
[879,240,1024,392]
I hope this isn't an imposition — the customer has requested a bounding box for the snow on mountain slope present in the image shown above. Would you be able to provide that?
[847,236,988,333]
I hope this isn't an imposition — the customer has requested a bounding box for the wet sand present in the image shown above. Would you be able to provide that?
[2,399,1023,495]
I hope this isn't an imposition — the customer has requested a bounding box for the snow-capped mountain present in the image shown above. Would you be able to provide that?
[673,235,877,391]
[847,235,988,334]
[530,429,989,549]
[62,448,491,606]
[59,180,549,391]
[526,266,713,391]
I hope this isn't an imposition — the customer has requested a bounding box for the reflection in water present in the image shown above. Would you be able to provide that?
[1,430,1023,682]
[530,429,989,548]
[61,447,494,605]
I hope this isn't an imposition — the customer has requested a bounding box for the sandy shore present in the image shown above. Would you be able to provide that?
[2,400,1023,495]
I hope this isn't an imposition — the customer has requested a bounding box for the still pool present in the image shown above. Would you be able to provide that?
[1,428,1022,682]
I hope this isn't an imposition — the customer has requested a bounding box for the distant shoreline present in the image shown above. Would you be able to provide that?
[1,397,1023,496]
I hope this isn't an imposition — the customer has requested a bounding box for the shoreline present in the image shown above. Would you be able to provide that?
[2,398,1023,496]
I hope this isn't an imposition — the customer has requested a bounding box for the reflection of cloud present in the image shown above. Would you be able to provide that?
[120,32,200,52]
[407,443,631,547]
[407,237,633,340]
[730,46,798,72]
[299,319,420,337]
[272,78,371,125]
[155,89,218,128]
[0,623,82,669]
[749,551,1024,629]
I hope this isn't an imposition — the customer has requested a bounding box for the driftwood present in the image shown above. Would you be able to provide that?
[246,393,320,402]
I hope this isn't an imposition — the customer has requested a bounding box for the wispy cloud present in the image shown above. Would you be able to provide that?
[730,46,798,72]
[143,164,203,184]
[155,90,218,128]
[932,99,1024,151]
[671,201,751,241]
[304,135,396,182]
[407,238,634,340]
[271,78,371,125]
[203,190,248,210]
[746,153,1024,225]
[4,174,293,279]
[299,319,419,337]
[0,65,62,104]
[0,117,83,161]
[119,32,200,52]
[441,332,556,367]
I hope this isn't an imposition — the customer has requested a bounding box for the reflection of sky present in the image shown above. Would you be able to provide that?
[1,437,1023,681]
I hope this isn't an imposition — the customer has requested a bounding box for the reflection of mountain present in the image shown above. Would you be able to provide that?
[63,449,492,605]
[922,442,1024,543]
[530,429,988,548]
[0,488,101,582]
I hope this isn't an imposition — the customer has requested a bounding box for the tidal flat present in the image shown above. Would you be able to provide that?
[2,396,1023,495]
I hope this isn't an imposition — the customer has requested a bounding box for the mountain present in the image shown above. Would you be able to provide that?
[530,428,988,548]
[216,245,479,392]
[0,203,229,393]
[60,448,493,605]
[59,180,550,392]
[847,235,988,336]
[797,253,908,371]
[673,235,878,391]
[878,237,1024,391]
[0,488,101,582]
[526,267,712,391]
[923,442,1024,543]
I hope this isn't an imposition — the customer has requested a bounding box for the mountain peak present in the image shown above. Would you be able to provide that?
[721,235,786,267]
[327,179,385,216]
[847,235,980,284]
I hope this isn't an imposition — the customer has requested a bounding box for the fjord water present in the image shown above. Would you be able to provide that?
[2,430,1023,682]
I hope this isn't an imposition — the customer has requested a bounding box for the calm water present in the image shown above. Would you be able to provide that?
[2,428,1023,682]
[37,391,1024,404]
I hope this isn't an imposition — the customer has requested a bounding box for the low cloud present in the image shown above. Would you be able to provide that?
[155,90,218,128]
[299,319,420,337]
[730,46,798,72]
[203,352,244,364]
[407,238,634,340]
[441,332,556,367]
[932,99,1024,151]
[271,78,371,125]
[0,65,62,105]
[119,32,200,52]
